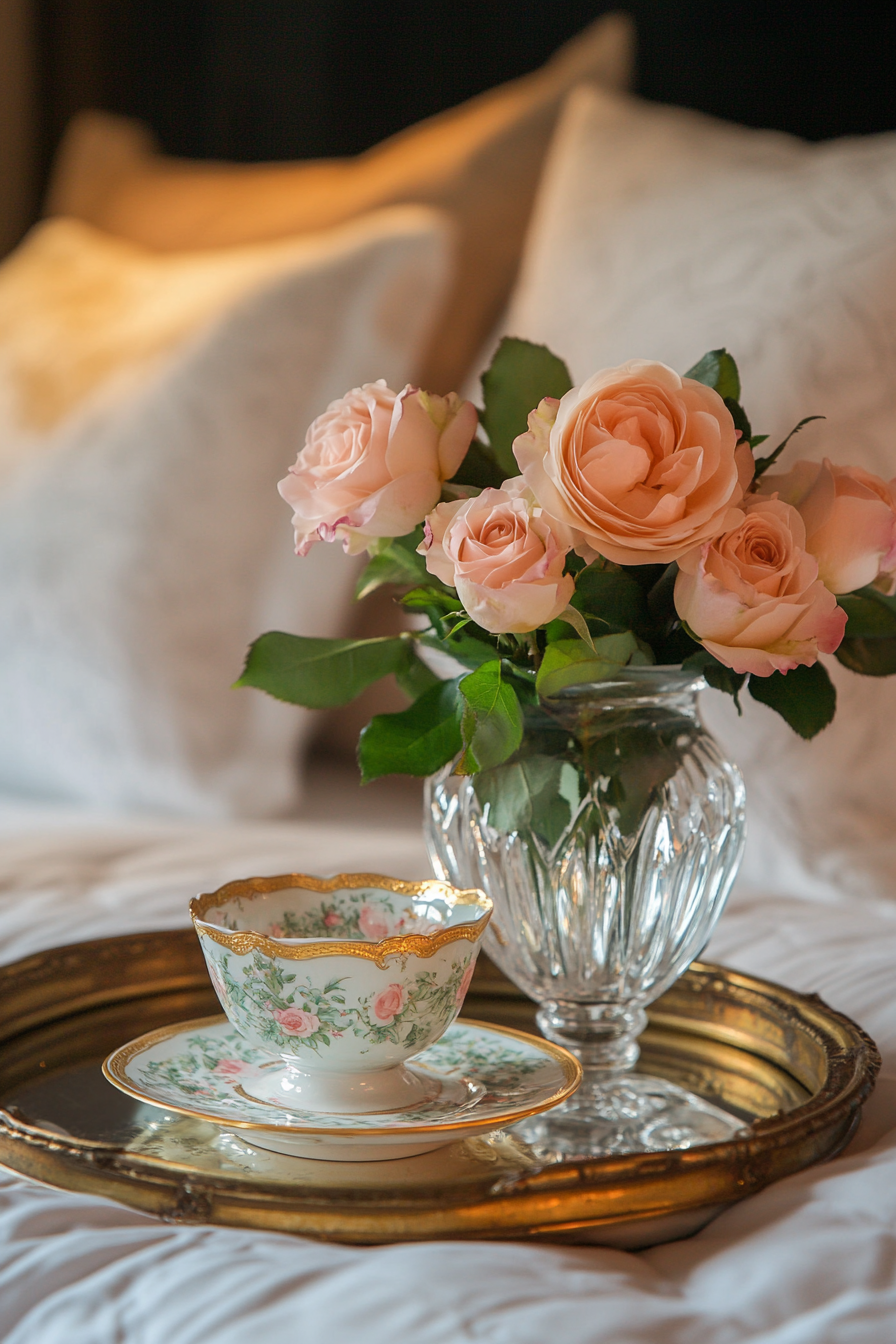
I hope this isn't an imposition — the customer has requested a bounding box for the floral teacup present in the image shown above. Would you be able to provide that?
[190,872,491,1114]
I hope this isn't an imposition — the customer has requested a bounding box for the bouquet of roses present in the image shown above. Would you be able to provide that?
[239,340,896,782]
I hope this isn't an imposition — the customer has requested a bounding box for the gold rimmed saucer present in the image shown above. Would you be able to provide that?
[102,1015,581,1161]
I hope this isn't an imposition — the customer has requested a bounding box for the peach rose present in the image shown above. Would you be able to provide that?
[323,910,340,928]
[757,458,896,595]
[419,477,574,633]
[513,361,753,566]
[674,496,846,677]
[273,1006,320,1037]
[278,381,478,556]
[372,983,407,1024]
[359,904,390,941]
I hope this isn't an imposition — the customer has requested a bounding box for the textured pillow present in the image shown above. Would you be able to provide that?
[0,209,449,817]
[44,14,632,395]
[504,85,896,903]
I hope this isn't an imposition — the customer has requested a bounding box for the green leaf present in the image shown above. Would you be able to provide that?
[832,586,896,676]
[724,396,752,444]
[748,662,836,738]
[838,585,896,638]
[473,755,579,844]
[479,337,573,478]
[398,585,461,615]
[419,631,498,670]
[447,439,505,490]
[572,565,649,631]
[394,645,441,700]
[753,416,825,478]
[358,678,462,781]
[681,648,746,708]
[457,661,524,773]
[355,537,429,600]
[685,348,741,401]
[835,638,896,677]
[535,632,645,698]
[236,632,406,708]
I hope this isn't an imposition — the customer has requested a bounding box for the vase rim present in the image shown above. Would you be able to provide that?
[541,665,706,705]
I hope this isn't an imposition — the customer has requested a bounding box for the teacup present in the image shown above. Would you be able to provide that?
[190,872,491,1114]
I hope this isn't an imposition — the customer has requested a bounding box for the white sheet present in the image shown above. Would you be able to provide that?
[1,804,895,1343]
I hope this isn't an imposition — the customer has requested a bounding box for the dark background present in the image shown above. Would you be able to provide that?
[36,0,896,178]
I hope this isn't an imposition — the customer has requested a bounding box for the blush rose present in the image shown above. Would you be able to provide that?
[278,381,478,556]
[758,458,896,595]
[419,477,574,633]
[674,496,847,677]
[359,904,390,941]
[372,983,407,1024]
[272,1006,320,1037]
[513,360,754,566]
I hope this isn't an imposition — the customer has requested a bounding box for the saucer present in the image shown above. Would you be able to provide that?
[103,1016,581,1160]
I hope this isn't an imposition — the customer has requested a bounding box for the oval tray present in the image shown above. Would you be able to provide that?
[0,930,879,1248]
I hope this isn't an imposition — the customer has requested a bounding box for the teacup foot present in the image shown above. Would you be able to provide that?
[241,1061,466,1115]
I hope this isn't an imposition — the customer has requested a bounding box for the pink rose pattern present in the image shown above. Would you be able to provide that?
[358,904,390,942]
[272,1006,321,1037]
[455,960,476,1007]
[372,982,409,1024]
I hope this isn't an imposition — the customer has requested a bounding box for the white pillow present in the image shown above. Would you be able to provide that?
[504,86,896,904]
[0,211,449,818]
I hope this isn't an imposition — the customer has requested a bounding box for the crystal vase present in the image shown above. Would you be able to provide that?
[424,667,747,1159]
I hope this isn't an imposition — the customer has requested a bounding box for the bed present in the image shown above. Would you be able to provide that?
[2,19,896,1339]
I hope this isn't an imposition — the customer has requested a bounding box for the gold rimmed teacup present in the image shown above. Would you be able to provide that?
[190,873,492,1115]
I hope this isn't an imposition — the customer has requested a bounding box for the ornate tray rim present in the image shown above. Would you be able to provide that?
[0,929,881,1246]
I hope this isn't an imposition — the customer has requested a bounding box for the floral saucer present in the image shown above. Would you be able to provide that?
[103,1017,581,1161]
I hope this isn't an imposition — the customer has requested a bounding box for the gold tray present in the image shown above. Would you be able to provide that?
[0,930,879,1248]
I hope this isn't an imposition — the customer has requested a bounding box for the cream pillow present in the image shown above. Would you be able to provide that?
[504,85,896,904]
[44,14,633,395]
[0,209,449,817]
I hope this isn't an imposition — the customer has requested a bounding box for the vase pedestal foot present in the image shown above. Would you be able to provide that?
[511,1072,745,1161]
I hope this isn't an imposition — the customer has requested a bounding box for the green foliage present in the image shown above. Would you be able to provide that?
[748,662,836,739]
[447,440,506,490]
[681,648,747,709]
[394,645,441,699]
[535,632,647,698]
[684,348,756,444]
[457,661,524,773]
[355,528,429,599]
[473,755,580,845]
[835,585,896,676]
[753,416,825,478]
[571,565,648,633]
[358,678,462,782]
[685,349,741,401]
[236,632,406,708]
[479,337,573,478]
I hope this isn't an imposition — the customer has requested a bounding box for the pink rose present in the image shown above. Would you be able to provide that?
[455,959,476,1007]
[268,923,284,939]
[323,910,340,928]
[273,1006,320,1037]
[212,1058,250,1080]
[513,361,753,566]
[372,983,407,1024]
[757,458,896,595]
[358,904,390,941]
[278,381,478,556]
[419,478,574,633]
[674,496,847,677]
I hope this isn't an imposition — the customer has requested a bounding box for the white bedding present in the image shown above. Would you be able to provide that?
[1,799,895,1342]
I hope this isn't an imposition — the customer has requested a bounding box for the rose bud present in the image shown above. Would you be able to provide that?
[512,360,754,566]
[419,478,575,634]
[674,496,847,677]
[279,381,478,555]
